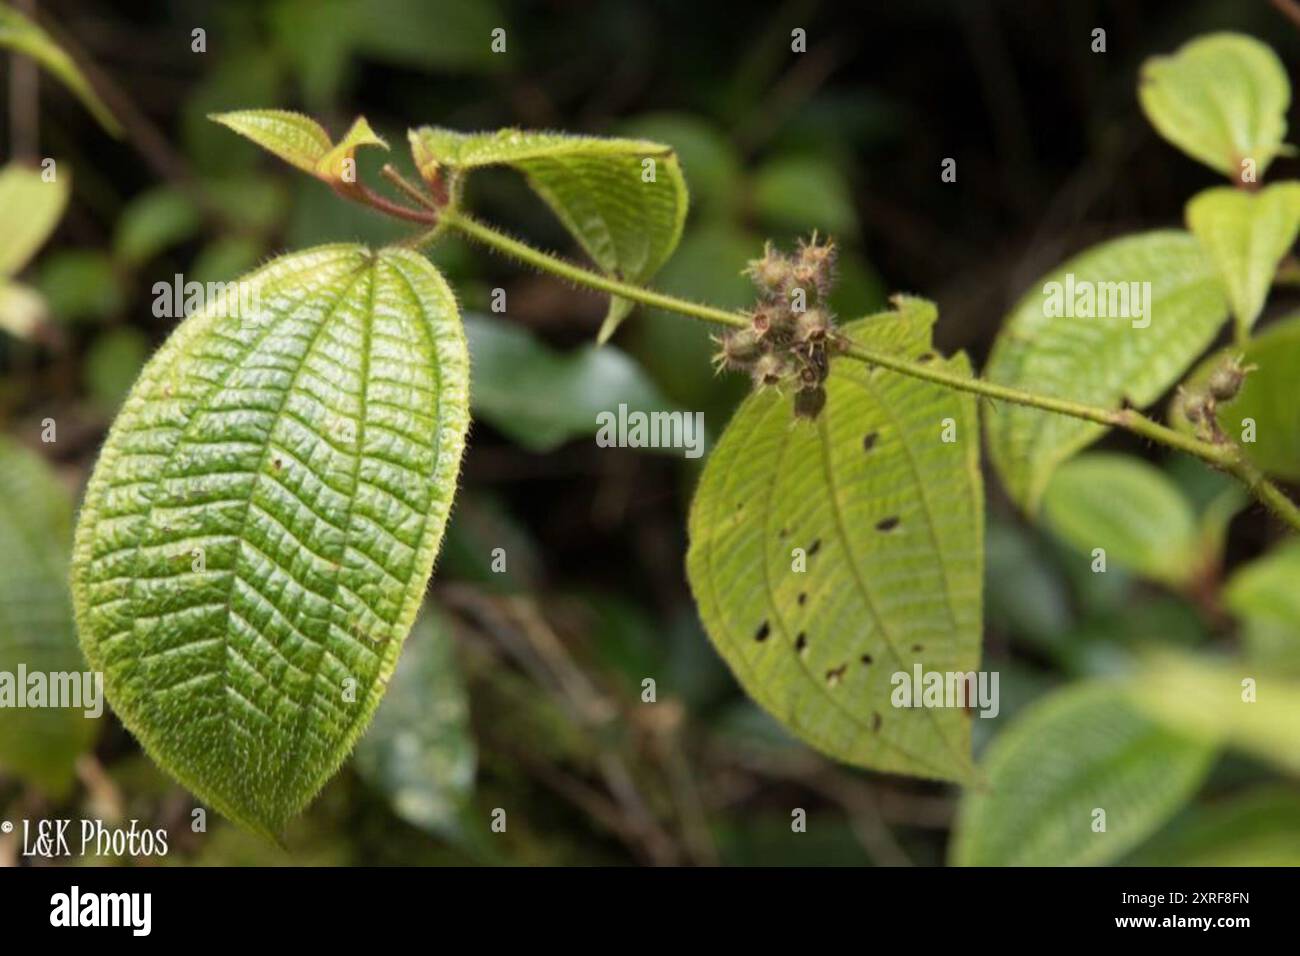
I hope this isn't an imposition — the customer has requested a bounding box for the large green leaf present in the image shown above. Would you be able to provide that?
[410,127,688,342]
[1188,313,1300,480]
[1128,787,1300,866]
[463,313,677,452]
[686,306,983,781]
[1225,540,1300,670]
[1138,32,1290,180]
[0,162,70,277]
[353,609,475,838]
[0,438,99,794]
[71,244,471,836]
[1186,183,1300,333]
[0,5,120,135]
[1040,453,1199,587]
[951,681,1216,866]
[985,231,1228,511]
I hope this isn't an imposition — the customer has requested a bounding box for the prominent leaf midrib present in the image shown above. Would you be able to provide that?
[815,377,969,776]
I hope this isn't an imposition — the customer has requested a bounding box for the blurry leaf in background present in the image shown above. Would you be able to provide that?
[1134,653,1300,777]
[1225,540,1300,671]
[687,313,982,781]
[1185,183,1300,333]
[440,491,542,593]
[202,175,288,235]
[286,171,407,249]
[36,249,123,324]
[113,187,203,267]
[191,236,265,286]
[1128,787,1300,866]
[412,127,688,342]
[0,162,69,277]
[951,681,1216,866]
[0,281,48,341]
[752,154,857,238]
[1040,453,1199,588]
[349,0,507,74]
[0,438,99,795]
[182,50,283,176]
[83,327,149,414]
[619,112,743,221]
[1186,314,1300,481]
[0,4,120,135]
[1061,597,1207,678]
[984,517,1073,656]
[1139,32,1290,179]
[985,231,1228,512]
[354,611,476,840]
[463,312,678,453]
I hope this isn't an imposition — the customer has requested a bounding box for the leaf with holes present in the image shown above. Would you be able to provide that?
[1139,32,1291,180]
[0,4,120,135]
[1040,453,1199,587]
[985,231,1228,512]
[686,304,983,781]
[353,608,475,839]
[1186,183,1300,334]
[951,681,1216,866]
[70,244,470,837]
[409,127,688,342]
[0,438,99,795]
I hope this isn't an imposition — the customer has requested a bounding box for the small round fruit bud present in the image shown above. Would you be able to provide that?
[794,386,827,420]
[1207,355,1252,401]
[751,352,789,388]
[745,243,794,294]
[795,308,830,344]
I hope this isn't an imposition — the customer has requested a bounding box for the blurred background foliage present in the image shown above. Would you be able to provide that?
[3,0,1300,866]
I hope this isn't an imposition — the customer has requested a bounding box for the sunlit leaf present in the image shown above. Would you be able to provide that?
[686,305,983,781]
[0,162,70,276]
[71,245,471,836]
[985,231,1228,511]
[1139,32,1291,180]
[1186,182,1300,333]
[952,681,1216,866]
[410,126,688,342]
[210,110,388,190]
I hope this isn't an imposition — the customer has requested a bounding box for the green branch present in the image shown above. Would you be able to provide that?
[438,209,1300,533]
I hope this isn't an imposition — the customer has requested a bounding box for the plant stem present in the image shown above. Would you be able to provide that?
[439,209,1300,531]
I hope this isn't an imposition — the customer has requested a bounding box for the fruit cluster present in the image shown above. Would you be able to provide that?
[1178,353,1255,442]
[712,234,845,419]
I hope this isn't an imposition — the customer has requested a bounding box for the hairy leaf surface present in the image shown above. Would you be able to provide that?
[353,609,475,838]
[1186,183,1300,332]
[1040,453,1198,587]
[71,244,470,835]
[0,5,120,135]
[984,231,1227,511]
[686,307,983,781]
[952,681,1216,866]
[210,110,388,188]
[410,126,688,342]
[0,439,98,794]
[1139,32,1290,179]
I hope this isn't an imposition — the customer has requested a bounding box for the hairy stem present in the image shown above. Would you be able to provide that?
[439,209,1300,531]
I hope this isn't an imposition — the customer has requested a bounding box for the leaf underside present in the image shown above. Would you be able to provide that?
[984,230,1228,512]
[410,127,688,341]
[687,312,983,782]
[71,244,470,836]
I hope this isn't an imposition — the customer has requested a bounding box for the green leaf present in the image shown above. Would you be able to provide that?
[1139,32,1290,180]
[1128,787,1300,866]
[752,154,857,238]
[0,162,70,276]
[0,5,121,135]
[70,244,471,836]
[36,249,123,324]
[1224,540,1300,670]
[0,438,99,794]
[409,127,688,342]
[463,312,677,452]
[985,231,1228,511]
[114,187,203,266]
[84,327,149,414]
[353,609,475,839]
[210,110,388,188]
[1186,182,1300,332]
[1132,653,1300,777]
[0,280,48,340]
[1185,313,1300,480]
[618,112,742,219]
[686,305,983,781]
[951,681,1216,866]
[1040,453,1199,587]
